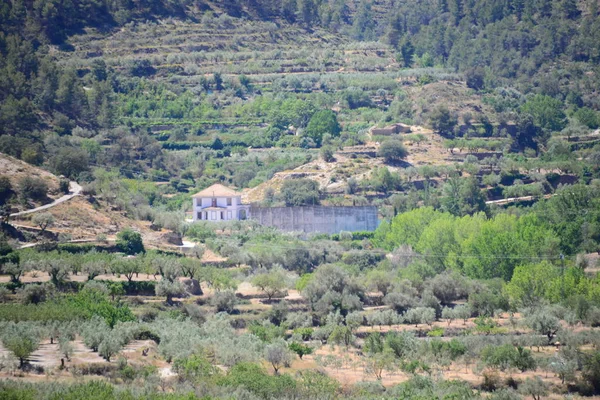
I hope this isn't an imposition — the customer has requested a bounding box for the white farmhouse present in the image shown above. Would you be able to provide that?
[191,184,250,222]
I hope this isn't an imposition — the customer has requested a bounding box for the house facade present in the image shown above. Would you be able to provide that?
[191,184,250,222]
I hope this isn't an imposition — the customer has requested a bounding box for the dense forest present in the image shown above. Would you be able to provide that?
[1,0,600,399]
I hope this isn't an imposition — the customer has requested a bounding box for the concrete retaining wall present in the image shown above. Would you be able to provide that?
[249,206,379,234]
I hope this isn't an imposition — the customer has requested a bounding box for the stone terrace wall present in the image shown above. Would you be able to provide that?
[249,206,379,234]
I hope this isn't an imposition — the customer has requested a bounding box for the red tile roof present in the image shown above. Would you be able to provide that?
[192,183,240,198]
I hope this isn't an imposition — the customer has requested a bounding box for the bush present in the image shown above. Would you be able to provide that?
[583,352,600,394]
[0,176,12,202]
[217,362,297,399]
[481,344,535,372]
[378,139,408,163]
[17,283,52,304]
[280,179,320,206]
[320,146,335,162]
[59,178,70,194]
[305,110,341,147]
[116,228,144,255]
[210,290,238,313]
[19,176,48,201]
[186,223,217,243]
[288,342,313,359]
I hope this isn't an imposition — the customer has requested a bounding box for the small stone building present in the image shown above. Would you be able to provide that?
[371,123,412,136]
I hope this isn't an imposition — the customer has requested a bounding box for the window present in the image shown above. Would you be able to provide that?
[220,211,224,220]
[212,198,217,207]
[227,197,232,206]
[197,212,202,220]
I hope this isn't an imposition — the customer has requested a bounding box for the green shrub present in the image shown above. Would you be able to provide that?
[217,362,297,399]
[19,176,48,201]
[0,290,134,326]
[116,228,144,255]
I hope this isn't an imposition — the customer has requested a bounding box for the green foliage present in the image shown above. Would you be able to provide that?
[429,106,458,135]
[573,107,600,129]
[305,110,341,147]
[249,322,285,343]
[481,344,536,372]
[288,342,313,359]
[0,290,134,327]
[172,353,219,381]
[217,362,297,398]
[583,352,600,394]
[49,147,89,179]
[0,380,212,400]
[0,322,41,368]
[375,208,559,281]
[521,94,567,133]
[0,176,12,203]
[116,229,145,255]
[426,327,444,337]
[377,139,408,163]
[280,179,320,206]
[185,223,217,243]
[251,269,287,300]
[18,176,48,201]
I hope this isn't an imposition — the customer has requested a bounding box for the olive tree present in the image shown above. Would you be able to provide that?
[442,306,456,326]
[403,307,436,327]
[82,260,106,280]
[80,316,110,352]
[32,212,54,233]
[98,333,122,362]
[526,309,561,344]
[265,339,293,374]
[17,283,53,304]
[156,280,186,305]
[40,259,70,286]
[0,322,42,369]
[518,376,548,400]
[111,258,141,282]
[302,264,364,317]
[59,336,74,362]
[2,262,28,284]
[252,268,288,300]
[210,290,238,313]
[364,348,396,380]
[453,304,472,325]
[154,258,186,304]
[365,269,396,298]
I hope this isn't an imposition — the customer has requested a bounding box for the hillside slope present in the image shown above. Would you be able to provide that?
[0,154,172,246]
[0,153,62,213]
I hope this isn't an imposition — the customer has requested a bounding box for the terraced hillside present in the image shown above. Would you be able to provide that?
[56,17,462,150]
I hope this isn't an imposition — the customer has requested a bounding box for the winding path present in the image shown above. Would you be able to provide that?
[10,181,82,217]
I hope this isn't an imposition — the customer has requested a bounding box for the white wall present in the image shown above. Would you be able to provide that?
[198,196,239,208]
[192,196,247,222]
